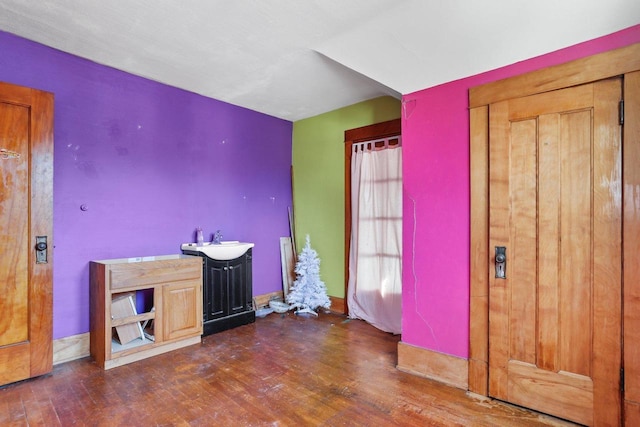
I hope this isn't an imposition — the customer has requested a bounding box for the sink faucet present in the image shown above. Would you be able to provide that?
[212,230,223,244]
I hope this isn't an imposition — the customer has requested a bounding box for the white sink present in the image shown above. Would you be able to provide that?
[181,241,254,260]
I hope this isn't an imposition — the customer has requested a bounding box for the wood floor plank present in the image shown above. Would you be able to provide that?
[0,312,576,426]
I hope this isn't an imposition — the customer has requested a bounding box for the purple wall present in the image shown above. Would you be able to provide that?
[0,31,293,339]
[401,24,640,358]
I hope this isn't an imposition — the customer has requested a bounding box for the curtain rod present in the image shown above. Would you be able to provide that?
[353,136,402,152]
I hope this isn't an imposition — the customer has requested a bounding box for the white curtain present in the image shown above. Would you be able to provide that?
[347,138,402,334]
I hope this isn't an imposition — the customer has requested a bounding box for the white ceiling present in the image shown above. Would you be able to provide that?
[0,0,638,121]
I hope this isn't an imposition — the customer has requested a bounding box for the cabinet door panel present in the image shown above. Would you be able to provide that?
[205,261,227,320]
[228,259,247,315]
[163,281,202,341]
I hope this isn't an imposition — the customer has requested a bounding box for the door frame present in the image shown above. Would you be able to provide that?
[343,119,401,315]
[468,42,640,423]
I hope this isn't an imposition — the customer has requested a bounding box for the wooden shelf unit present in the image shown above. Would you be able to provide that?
[90,255,203,370]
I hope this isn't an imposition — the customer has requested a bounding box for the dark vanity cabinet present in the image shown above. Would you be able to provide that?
[182,249,255,336]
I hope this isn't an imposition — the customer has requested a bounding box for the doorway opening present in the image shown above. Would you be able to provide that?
[344,119,402,334]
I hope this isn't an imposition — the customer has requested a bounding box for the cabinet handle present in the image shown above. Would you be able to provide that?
[223,266,228,271]
[229,266,234,270]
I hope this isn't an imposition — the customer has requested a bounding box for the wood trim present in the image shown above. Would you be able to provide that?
[328,296,345,314]
[344,141,352,314]
[344,119,401,315]
[345,119,401,143]
[468,106,489,395]
[53,333,90,365]
[469,42,640,423]
[626,401,640,427]
[397,342,469,390]
[253,291,285,309]
[591,78,624,424]
[469,42,640,108]
[624,70,640,407]
[31,87,54,377]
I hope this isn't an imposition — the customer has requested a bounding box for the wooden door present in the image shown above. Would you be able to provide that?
[0,82,54,386]
[488,79,622,426]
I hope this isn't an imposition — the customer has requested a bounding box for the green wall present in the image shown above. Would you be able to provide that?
[292,96,401,299]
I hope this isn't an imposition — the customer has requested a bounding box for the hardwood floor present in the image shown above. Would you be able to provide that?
[1,312,576,426]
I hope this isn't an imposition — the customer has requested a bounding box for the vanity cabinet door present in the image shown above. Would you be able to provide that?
[204,259,227,321]
[227,257,247,315]
[162,281,202,341]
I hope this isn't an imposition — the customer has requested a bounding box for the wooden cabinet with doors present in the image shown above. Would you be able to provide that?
[90,255,202,370]
[469,42,640,426]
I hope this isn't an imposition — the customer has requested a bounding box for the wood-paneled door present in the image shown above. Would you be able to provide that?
[488,79,622,426]
[0,82,54,386]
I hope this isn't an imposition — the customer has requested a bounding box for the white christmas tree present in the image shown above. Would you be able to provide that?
[286,235,331,316]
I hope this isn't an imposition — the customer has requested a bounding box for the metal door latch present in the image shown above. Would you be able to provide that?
[495,246,506,279]
[35,236,48,264]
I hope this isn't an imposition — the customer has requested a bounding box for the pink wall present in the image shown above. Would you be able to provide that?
[401,24,640,358]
